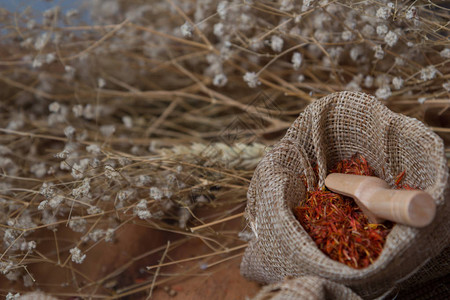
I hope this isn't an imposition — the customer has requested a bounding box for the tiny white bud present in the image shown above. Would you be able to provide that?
[49,102,60,113]
[69,247,86,264]
[243,72,261,88]
[291,52,303,70]
[181,21,193,38]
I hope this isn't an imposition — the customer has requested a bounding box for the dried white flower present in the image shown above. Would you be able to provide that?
[270,35,283,52]
[49,194,64,209]
[291,52,303,70]
[243,72,261,88]
[136,175,151,187]
[346,81,361,92]
[38,200,48,210]
[30,163,46,178]
[363,76,373,88]
[375,85,392,100]
[87,206,102,215]
[217,1,228,19]
[64,126,75,138]
[280,0,293,12]
[7,115,25,131]
[376,7,391,20]
[39,182,55,199]
[98,77,106,88]
[41,210,56,230]
[43,6,59,20]
[150,187,163,201]
[440,48,450,59]
[420,65,437,81]
[104,165,120,179]
[83,105,96,120]
[213,23,225,37]
[69,247,86,264]
[178,207,191,228]
[19,240,36,252]
[28,241,37,251]
[1,261,14,275]
[64,65,75,80]
[181,21,193,38]
[373,45,385,60]
[301,0,313,11]
[5,270,20,281]
[46,53,56,64]
[134,199,152,220]
[213,73,228,87]
[341,30,352,41]
[0,145,11,155]
[66,8,79,19]
[49,102,60,113]
[405,7,416,20]
[384,31,398,47]
[162,186,173,199]
[71,159,90,179]
[87,229,105,242]
[100,125,115,137]
[392,77,404,90]
[249,38,264,51]
[6,292,20,300]
[86,144,101,155]
[72,178,90,198]
[72,104,83,117]
[32,56,44,68]
[118,189,133,202]
[105,228,115,242]
[195,195,208,204]
[376,25,388,37]
[350,46,363,62]
[122,116,133,128]
[69,218,87,233]
[361,24,374,36]
[34,32,50,50]
[395,57,404,66]
[443,81,450,92]
[26,19,36,29]
[23,274,34,287]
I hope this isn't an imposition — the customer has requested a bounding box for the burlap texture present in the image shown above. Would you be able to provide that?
[241,91,449,299]
[251,276,362,300]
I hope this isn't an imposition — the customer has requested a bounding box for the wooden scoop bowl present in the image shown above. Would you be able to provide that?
[325,173,436,228]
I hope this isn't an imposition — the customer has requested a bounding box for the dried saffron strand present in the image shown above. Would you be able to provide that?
[294,154,397,269]
[394,170,416,190]
[329,154,374,176]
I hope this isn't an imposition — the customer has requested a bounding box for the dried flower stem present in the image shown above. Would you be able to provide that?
[190,212,245,232]
[146,244,247,270]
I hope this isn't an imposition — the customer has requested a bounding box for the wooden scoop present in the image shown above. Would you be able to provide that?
[324,173,436,228]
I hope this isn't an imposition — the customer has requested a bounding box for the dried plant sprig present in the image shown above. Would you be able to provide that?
[156,142,269,170]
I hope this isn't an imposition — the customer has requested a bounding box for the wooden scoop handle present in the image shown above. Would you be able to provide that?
[325,173,436,228]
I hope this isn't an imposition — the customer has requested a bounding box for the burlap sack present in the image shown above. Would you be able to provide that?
[251,276,362,300]
[241,91,449,299]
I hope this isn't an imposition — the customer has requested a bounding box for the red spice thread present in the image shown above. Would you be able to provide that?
[294,154,411,269]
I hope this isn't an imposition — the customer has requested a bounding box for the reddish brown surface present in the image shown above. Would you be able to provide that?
[145,211,261,300]
[151,242,260,300]
[0,224,171,296]
[1,216,260,299]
